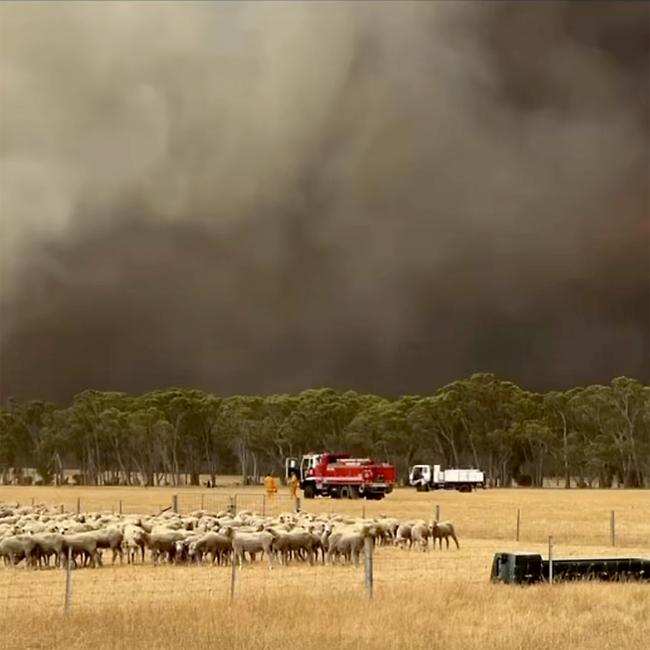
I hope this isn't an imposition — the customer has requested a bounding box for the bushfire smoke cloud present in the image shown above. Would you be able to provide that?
[0,2,648,402]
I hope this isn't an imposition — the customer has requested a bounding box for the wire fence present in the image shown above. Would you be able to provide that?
[6,491,648,548]
[8,492,650,548]
[5,530,645,620]
[1,537,491,617]
[2,492,648,620]
[175,492,303,518]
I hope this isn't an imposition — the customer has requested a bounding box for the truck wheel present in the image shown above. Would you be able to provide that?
[304,484,316,499]
[340,486,350,499]
[330,489,340,499]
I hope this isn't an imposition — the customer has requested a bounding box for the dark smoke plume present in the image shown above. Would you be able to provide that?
[0,2,648,402]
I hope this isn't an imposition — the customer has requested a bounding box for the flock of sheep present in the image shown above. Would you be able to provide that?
[0,502,460,570]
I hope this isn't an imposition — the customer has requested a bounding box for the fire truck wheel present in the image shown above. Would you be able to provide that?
[340,486,350,499]
[304,484,316,499]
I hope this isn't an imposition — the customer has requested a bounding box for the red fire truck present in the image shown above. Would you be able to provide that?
[285,452,397,500]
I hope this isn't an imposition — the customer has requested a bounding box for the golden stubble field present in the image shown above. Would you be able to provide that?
[1,485,648,650]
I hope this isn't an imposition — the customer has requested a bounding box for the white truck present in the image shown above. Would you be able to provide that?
[408,464,485,492]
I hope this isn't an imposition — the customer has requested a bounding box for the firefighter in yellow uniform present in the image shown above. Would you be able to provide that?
[264,473,276,498]
[289,473,299,498]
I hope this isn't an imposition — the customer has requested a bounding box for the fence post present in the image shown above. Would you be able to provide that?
[435,505,440,521]
[200,494,205,511]
[230,553,237,602]
[119,500,123,515]
[362,502,366,519]
[548,536,553,585]
[172,494,178,514]
[610,510,615,547]
[295,497,301,513]
[60,504,64,515]
[364,536,374,600]
[64,546,73,615]
[76,497,80,514]
[516,508,521,542]
[31,497,34,507]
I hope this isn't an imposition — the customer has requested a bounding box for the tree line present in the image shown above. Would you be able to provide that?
[0,374,648,488]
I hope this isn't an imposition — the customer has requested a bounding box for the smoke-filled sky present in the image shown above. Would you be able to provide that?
[0,1,648,403]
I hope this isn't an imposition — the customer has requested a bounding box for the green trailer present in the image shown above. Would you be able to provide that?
[491,552,650,584]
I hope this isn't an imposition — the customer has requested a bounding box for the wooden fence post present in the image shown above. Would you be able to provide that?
[362,502,366,520]
[172,494,178,514]
[548,536,553,585]
[516,508,521,542]
[295,497,301,513]
[76,497,80,515]
[119,500,123,515]
[364,536,374,600]
[200,493,205,511]
[64,546,73,615]
[230,553,237,602]
[610,510,615,547]
[435,505,440,521]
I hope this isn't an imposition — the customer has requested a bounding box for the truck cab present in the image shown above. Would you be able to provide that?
[285,453,339,483]
[409,464,432,489]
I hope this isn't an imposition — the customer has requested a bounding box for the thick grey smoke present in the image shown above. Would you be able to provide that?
[0,2,648,402]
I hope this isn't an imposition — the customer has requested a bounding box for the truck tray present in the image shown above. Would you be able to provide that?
[490,552,650,584]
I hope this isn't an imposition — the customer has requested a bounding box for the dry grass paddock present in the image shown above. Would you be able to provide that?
[1,485,648,649]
